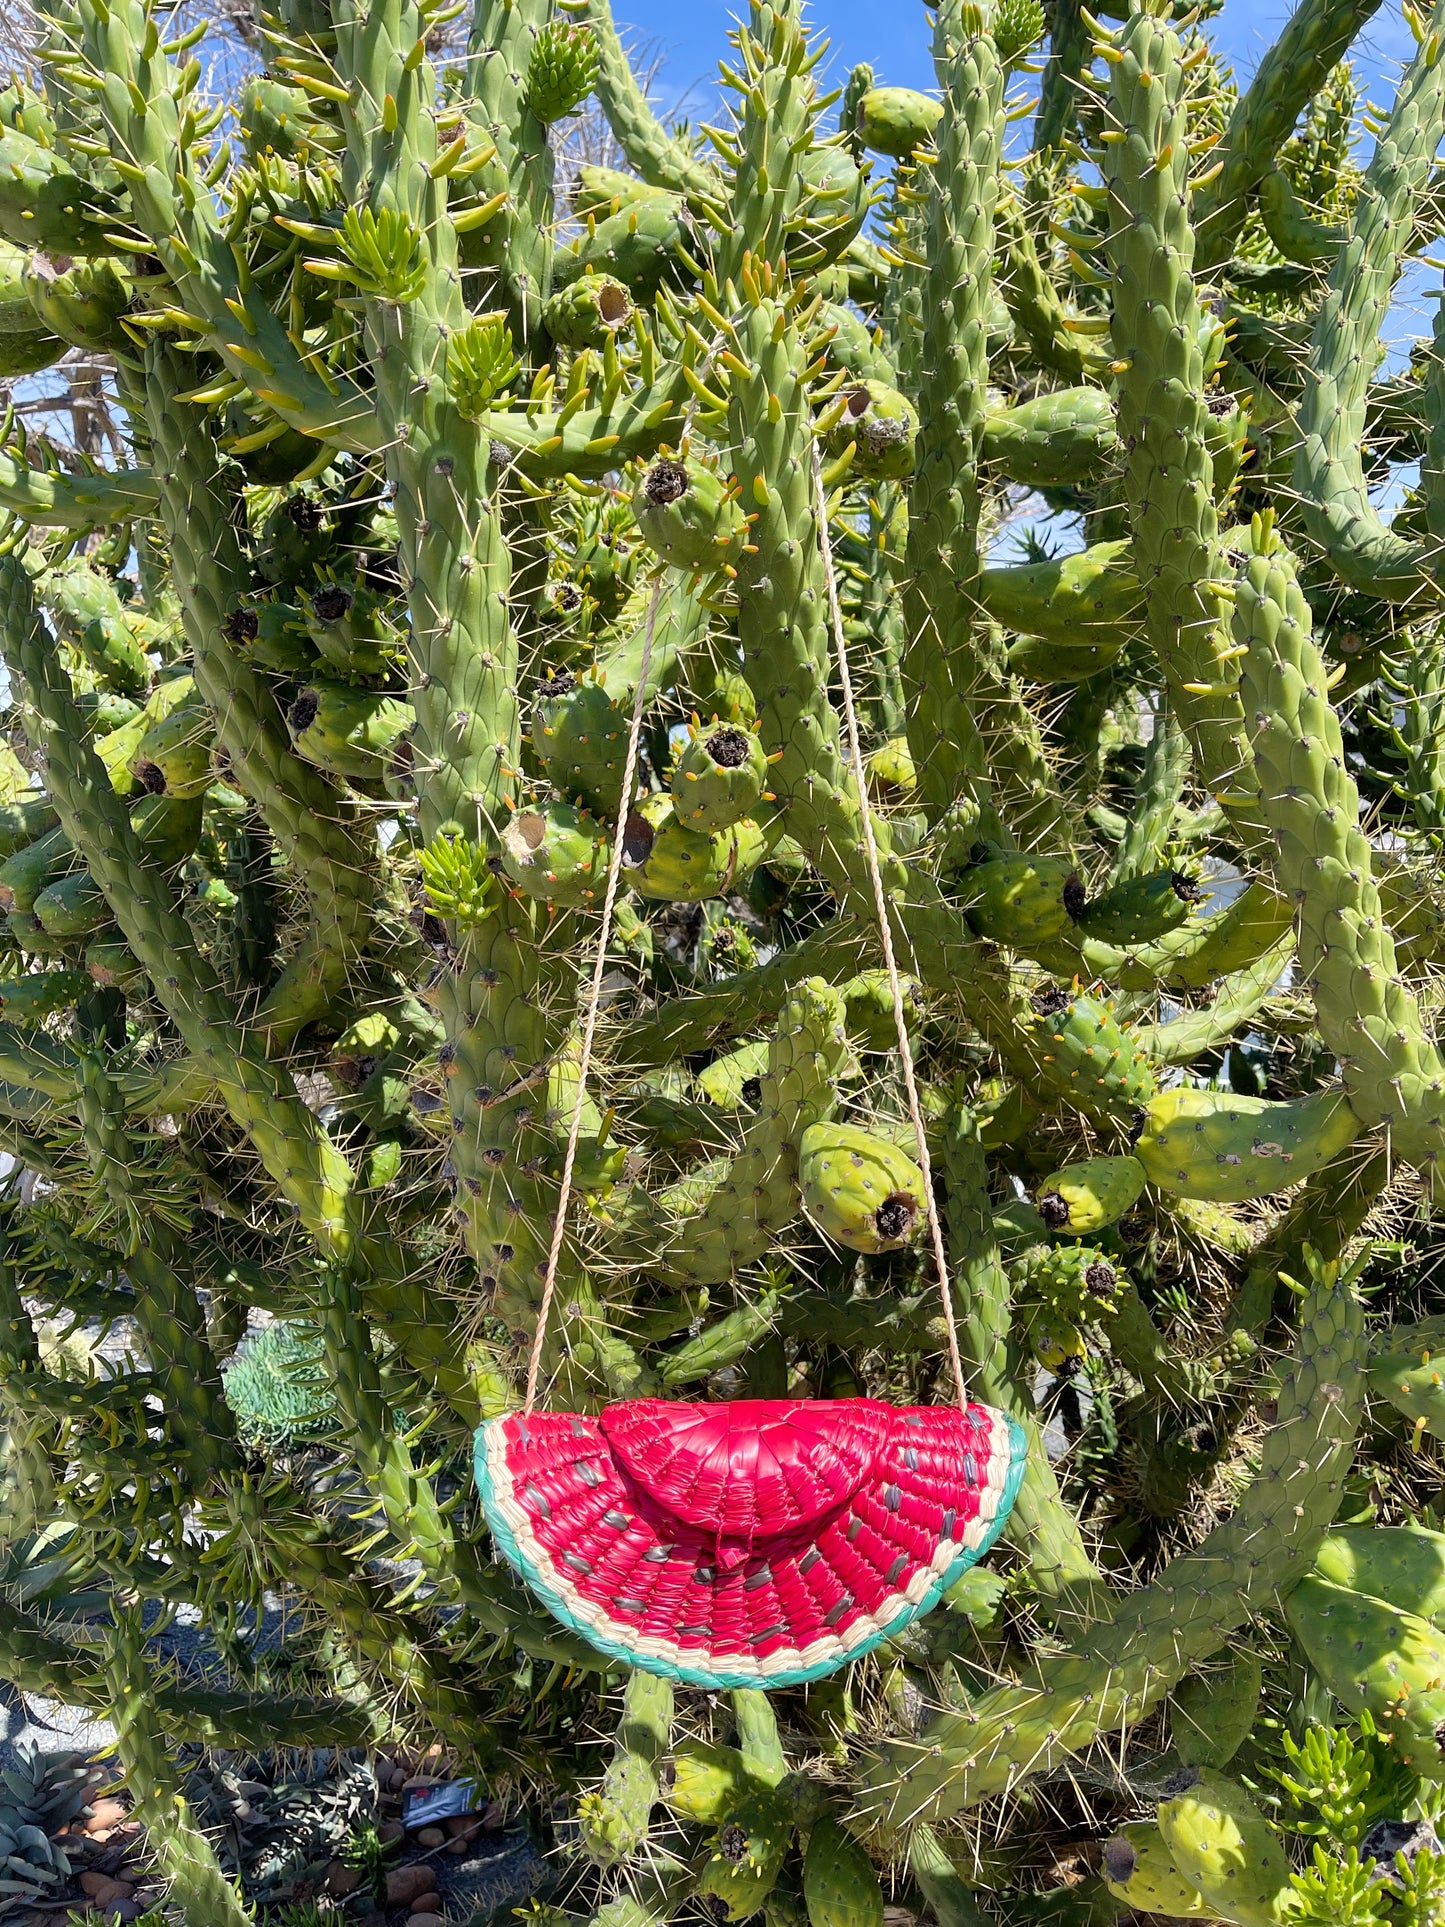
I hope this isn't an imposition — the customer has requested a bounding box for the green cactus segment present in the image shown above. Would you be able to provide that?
[1311,1524,1445,1624]
[798,1122,926,1254]
[1133,1085,1362,1204]
[803,1816,884,1927]
[980,386,1119,490]
[962,856,1084,946]
[1101,1821,1209,1919]
[1234,516,1445,1167]
[855,1260,1365,1829]
[652,978,850,1286]
[1293,5,1445,597]
[1284,1573,1445,1780]
[1075,870,1202,949]
[696,1785,793,1922]
[1193,0,1384,268]
[1034,1156,1146,1236]
[633,459,748,572]
[1368,1353,1445,1440]
[581,1669,675,1866]
[899,0,1025,834]
[670,723,770,833]
[574,0,719,196]
[1100,4,1254,816]
[0,969,91,1024]
[1156,1769,1297,1927]
[1170,1650,1264,1771]
[978,541,1141,645]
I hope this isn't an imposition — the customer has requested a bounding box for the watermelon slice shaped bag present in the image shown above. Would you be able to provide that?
[474,546,1027,1688]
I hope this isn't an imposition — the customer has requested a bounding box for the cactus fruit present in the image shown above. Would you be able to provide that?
[798,1122,926,1253]
[1155,1768,1299,1926]
[695,1786,793,1921]
[1075,870,1204,948]
[631,799,766,903]
[666,1743,762,1825]
[287,682,413,792]
[534,672,632,815]
[671,723,771,834]
[543,275,634,349]
[1025,989,1157,1121]
[632,459,749,572]
[854,86,944,157]
[962,855,1086,945]
[501,805,610,908]
[1035,1156,1146,1235]
[818,381,919,480]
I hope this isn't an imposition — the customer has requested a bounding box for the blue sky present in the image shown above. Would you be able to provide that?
[613,0,1420,135]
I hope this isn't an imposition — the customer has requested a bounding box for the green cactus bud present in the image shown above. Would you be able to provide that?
[1311,1526,1445,1627]
[130,695,215,801]
[500,803,609,909]
[21,253,131,355]
[1035,1156,1146,1235]
[1132,1085,1362,1204]
[798,1121,926,1254]
[446,312,523,418]
[75,612,153,701]
[1026,987,1158,1120]
[542,274,633,349]
[1012,1241,1121,1326]
[854,86,943,158]
[962,855,1086,944]
[0,968,91,1024]
[1102,1822,1209,1917]
[1170,1650,1264,1770]
[670,722,770,834]
[994,0,1046,68]
[571,165,677,222]
[1075,870,1204,948]
[525,20,600,123]
[630,796,766,903]
[286,681,414,791]
[533,670,630,815]
[819,380,919,480]
[32,869,111,942]
[0,828,72,917]
[632,458,748,573]
[696,1786,793,1922]
[803,1817,884,1927]
[553,199,697,298]
[1156,1768,1298,1926]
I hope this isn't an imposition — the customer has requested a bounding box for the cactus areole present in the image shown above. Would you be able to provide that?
[474,1397,1026,1684]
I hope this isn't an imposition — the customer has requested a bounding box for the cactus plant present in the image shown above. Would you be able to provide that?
[4,0,1445,1915]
